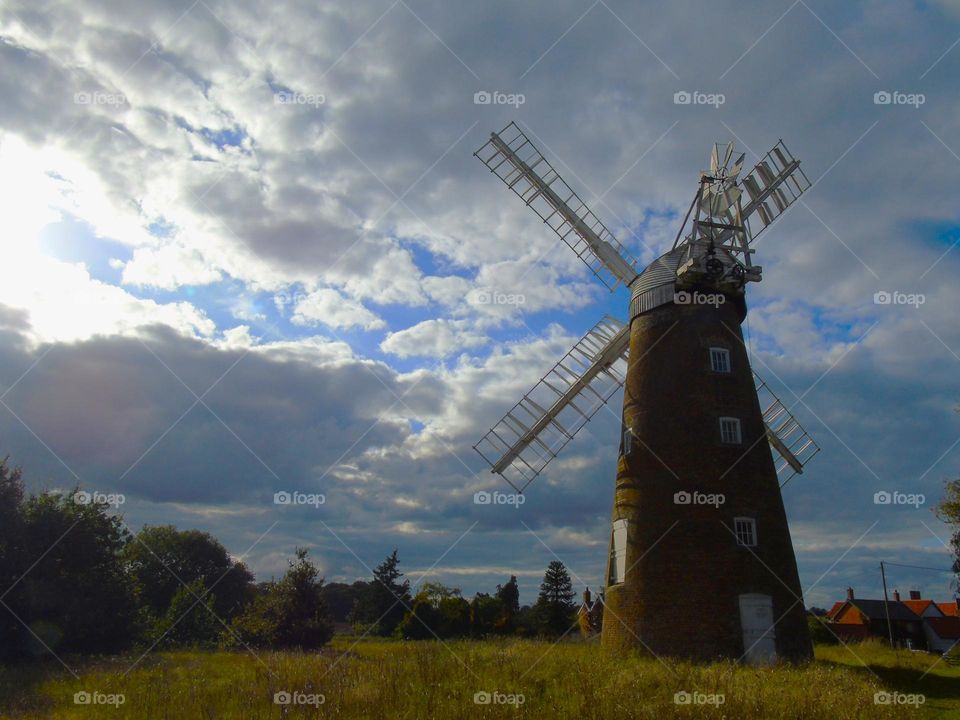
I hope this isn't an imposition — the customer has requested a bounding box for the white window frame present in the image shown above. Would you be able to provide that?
[622,426,634,456]
[710,346,731,373]
[720,416,742,444]
[609,519,628,584]
[734,517,757,547]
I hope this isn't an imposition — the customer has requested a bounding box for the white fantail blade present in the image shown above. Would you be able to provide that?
[710,144,720,175]
[473,315,630,492]
[728,152,745,181]
[475,122,639,291]
[722,142,734,168]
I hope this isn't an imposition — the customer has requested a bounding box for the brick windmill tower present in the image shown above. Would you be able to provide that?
[473,123,820,663]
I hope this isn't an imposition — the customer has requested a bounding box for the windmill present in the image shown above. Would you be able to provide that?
[473,122,819,663]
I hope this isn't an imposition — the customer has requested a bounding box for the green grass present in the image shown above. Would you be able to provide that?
[0,638,956,719]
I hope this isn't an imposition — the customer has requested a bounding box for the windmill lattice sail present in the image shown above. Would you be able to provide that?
[737,141,811,244]
[754,372,820,485]
[474,122,639,291]
[474,316,629,491]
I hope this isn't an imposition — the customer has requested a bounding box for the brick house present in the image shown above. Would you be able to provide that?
[828,588,960,653]
[577,587,604,637]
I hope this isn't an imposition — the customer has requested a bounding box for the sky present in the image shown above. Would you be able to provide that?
[0,0,959,609]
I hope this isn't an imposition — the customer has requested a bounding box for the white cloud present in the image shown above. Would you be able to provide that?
[290,288,385,331]
[118,243,222,290]
[380,318,487,358]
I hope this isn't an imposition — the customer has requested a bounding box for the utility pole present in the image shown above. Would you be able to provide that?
[880,561,895,648]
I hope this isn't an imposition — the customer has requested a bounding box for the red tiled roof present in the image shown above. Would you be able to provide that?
[936,602,959,617]
[926,616,960,640]
[902,599,937,616]
[826,601,845,619]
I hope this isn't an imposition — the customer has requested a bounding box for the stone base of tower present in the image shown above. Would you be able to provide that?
[600,296,813,663]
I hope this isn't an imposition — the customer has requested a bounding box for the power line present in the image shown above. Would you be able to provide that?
[881,561,952,574]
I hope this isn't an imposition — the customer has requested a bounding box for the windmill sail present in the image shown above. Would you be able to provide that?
[474,122,639,291]
[736,140,811,245]
[754,371,820,486]
[474,316,629,491]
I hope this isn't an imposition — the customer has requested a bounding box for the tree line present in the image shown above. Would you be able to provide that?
[0,457,579,662]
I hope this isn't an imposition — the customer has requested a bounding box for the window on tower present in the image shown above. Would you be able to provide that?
[734,517,757,547]
[710,347,731,373]
[719,416,742,444]
[622,426,634,456]
[609,519,628,584]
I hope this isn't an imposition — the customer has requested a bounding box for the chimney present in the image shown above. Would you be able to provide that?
[583,587,591,606]
[893,590,900,601]
[909,590,921,601]
[846,587,854,600]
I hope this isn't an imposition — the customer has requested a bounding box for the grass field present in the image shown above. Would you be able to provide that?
[1,638,957,719]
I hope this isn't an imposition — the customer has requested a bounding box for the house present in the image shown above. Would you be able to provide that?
[827,587,925,648]
[577,587,604,637]
[936,599,960,617]
[827,588,960,653]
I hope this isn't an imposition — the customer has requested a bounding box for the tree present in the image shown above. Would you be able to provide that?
[0,458,26,660]
[935,477,960,587]
[16,487,136,655]
[395,583,469,639]
[494,575,520,634]
[319,580,370,623]
[122,525,254,627]
[532,561,576,636]
[149,579,221,648]
[470,593,504,637]
[351,550,411,636]
[232,548,333,649]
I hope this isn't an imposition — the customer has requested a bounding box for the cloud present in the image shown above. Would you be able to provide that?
[289,288,385,331]
[380,318,487,358]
